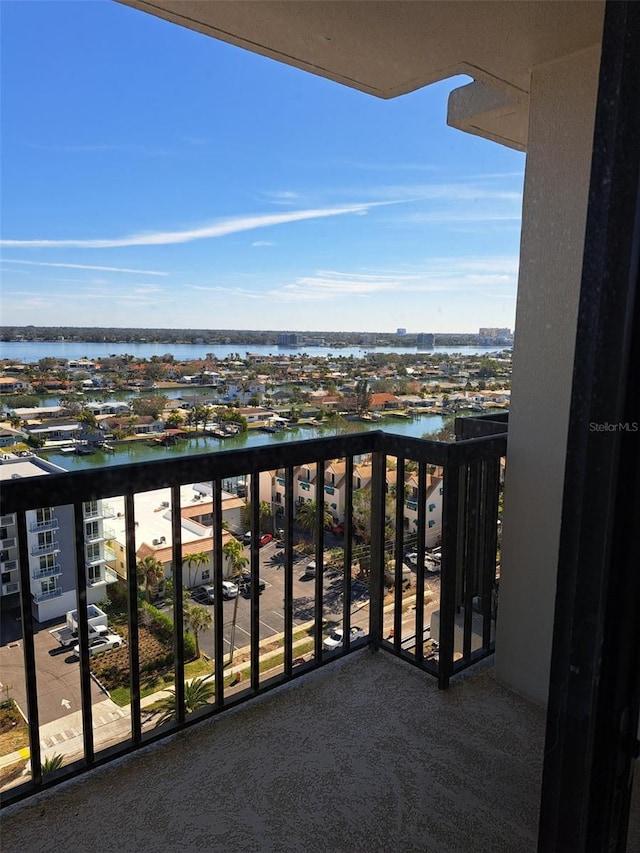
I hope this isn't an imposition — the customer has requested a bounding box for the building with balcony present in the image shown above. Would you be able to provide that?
[0,1,638,850]
[0,454,116,622]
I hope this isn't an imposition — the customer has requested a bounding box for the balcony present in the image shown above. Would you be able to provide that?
[0,559,17,572]
[0,429,504,809]
[28,517,59,534]
[33,587,63,603]
[83,503,116,520]
[0,536,17,550]
[31,563,62,580]
[1,582,19,595]
[0,515,15,526]
[30,540,59,557]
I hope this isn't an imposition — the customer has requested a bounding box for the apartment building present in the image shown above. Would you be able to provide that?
[0,453,115,622]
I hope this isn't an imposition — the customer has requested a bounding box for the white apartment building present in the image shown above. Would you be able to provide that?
[0,453,116,622]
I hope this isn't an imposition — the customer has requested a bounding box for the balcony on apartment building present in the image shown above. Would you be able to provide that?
[0,426,507,801]
[0,424,637,850]
[28,517,59,534]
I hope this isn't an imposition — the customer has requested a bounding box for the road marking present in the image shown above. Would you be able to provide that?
[18,747,30,759]
[269,610,285,620]
[61,698,71,709]
[258,620,278,635]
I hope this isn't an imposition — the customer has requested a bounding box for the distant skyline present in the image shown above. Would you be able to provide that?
[1,1,525,333]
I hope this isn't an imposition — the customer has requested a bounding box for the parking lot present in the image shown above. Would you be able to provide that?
[182,539,371,657]
[0,608,106,726]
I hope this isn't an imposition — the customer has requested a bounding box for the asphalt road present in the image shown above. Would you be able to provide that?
[179,540,371,657]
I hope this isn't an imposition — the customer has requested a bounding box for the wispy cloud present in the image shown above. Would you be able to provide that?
[0,202,397,249]
[252,240,275,247]
[268,258,517,302]
[185,284,265,299]
[1,259,169,275]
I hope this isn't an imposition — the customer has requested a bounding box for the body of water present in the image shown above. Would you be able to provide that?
[42,412,448,472]
[1,340,507,364]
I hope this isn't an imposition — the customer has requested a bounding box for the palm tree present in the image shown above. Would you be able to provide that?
[136,555,165,602]
[183,602,213,659]
[181,551,210,588]
[296,500,332,547]
[155,677,215,725]
[222,539,249,664]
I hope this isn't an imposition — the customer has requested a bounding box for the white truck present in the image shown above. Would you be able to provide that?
[49,604,109,648]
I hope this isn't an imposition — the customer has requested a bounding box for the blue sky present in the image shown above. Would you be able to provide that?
[1,1,525,333]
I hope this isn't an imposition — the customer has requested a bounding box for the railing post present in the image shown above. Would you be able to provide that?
[73,499,94,764]
[439,445,462,689]
[368,450,386,650]
[125,494,142,744]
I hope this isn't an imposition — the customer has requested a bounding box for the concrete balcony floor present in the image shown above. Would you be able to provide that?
[1,651,638,852]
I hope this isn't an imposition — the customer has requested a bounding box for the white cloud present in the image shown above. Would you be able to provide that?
[0,259,169,275]
[251,240,275,247]
[267,258,518,302]
[0,202,395,249]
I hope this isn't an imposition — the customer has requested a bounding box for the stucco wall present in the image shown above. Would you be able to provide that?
[495,45,602,705]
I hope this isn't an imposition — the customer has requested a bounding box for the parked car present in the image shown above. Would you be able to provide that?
[405,551,441,573]
[322,626,365,651]
[242,530,252,544]
[259,533,273,547]
[238,573,266,595]
[305,559,325,577]
[331,523,345,536]
[73,633,124,658]
[191,585,215,604]
[222,580,239,599]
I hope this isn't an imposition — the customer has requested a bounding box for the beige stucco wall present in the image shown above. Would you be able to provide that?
[495,44,602,705]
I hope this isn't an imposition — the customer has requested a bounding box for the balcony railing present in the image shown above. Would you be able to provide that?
[30,540,60,556]
[0,425,505,807]
[83,503,116,520]
[33,587,63,603]
[32,563,62,580]
[0,536,17,550]
[29,517,59,533]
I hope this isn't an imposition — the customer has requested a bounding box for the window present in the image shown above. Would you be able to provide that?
[84,500,98,517]
[325,486,335,495]
[87,564,102,583]
[201,570,210,580]
[37,531,55,549]
[428,503,436,512]
[36,507,54,525]
[39,554,56,570]
[0,551,8,563]
[439,487,444,495]
[40,577,57,594]
[0,528,7,540]
[275,493,282,504]
[87,543,101,561]
[428,520,436,528]
[85,521,100,539]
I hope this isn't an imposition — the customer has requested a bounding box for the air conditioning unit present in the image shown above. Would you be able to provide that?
[161,501,170,508]
[152,538,160,546]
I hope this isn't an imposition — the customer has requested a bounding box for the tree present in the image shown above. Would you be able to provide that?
[131,395,169,419]
[155,677,215,725]
[222,539,249,664]
[183,603,213,659]
[181,551,210,588]
[136,555,165,602]
[355,379,372,415]
[164,411,185,429]
[296,500,332,546]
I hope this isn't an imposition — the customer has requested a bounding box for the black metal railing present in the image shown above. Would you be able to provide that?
[0,428,505,806]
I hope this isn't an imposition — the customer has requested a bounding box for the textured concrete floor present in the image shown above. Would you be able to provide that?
[0,651,593,852]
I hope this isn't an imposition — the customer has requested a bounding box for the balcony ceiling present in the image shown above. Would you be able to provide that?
[118,0,604,98]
